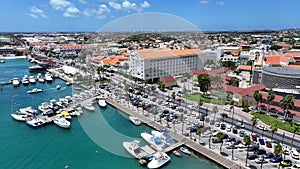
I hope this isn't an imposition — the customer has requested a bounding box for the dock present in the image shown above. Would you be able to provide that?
[106,97,245,169]
[47,68,73,84]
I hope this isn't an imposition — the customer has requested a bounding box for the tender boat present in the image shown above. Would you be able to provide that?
[54,116,71,128]
[98,99,107,108]
[45,72,53,82]
[18,106,37,115]
[66,82,71,86]
[122,140,148,159]
[22,75,29,85]
[11,113,31,121]
[173,150,181,157]
[27,88,43,94]
[129,116,142,126]
[0,60,5,63]
[83,103,95,111]
[29,76,36,84]
[26,117,45,128]
[179,147,191,155]
[12,78,20,87]
[147,151,171,169]
[56,85,61,90]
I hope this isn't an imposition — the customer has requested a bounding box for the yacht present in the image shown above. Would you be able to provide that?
[37,73,45,83]
[129,116,142,126]
[45,72,53,83]
[0,60,5,63]
[147,151,171,169]
[83,103,95,111]
[56,85,61,90]
[98,99,107,108]
[22,75,29,86]
[12,78,20,87]
[122,140,148,159]
[27,88,43,94]
[140,132,168,150]
[18,106,37,115]
[38,102,50,112]
[179,147,191,155]
[11,113,31,122]
[26,118,45,128]
[54,116,71,128]
[29,76,36,84]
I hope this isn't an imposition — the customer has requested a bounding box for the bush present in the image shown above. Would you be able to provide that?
[242,107,250,113]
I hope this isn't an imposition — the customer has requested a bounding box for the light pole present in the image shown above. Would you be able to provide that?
[230,106,234,126]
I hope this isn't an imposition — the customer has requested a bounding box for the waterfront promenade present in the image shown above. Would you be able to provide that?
[106,97,245,169]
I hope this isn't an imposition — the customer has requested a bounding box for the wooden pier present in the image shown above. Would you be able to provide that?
[106,97,245,169]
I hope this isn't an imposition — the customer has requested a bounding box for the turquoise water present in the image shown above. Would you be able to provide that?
[0,59,222,169]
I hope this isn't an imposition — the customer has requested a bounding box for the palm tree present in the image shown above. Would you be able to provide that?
[171,92,176,104]
[280,94,295,120]
[291,123,300,148]
[165,115,171,128]
[216,132,224,153]
[97,66,105,81]
[196,128,202,144]
[178,113,184,134]
[267,91,275,115]
[152,106,158,121]
[212,106,218,125]
[274,144,283,157]
[198,97,203,119]
[243,135,251,167]
[197,74,210,94]
[253,90,263,110]
[270,124,278,141]
[251,117,258,134]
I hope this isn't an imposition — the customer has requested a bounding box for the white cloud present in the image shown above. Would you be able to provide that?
[28,13,39,19]
[83,4,111,19]
[122,0,138,11]
[216,1,224,5]
[63,6,81,17]
[199,0,209,4]
[78,0,88,4]
[49,0,72,10]
[29,6,47,18]
[140,1,150,8]
[108,1,121,10]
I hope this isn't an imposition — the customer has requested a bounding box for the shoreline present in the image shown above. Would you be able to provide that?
[105,97,245,169]
[0,56,27,60]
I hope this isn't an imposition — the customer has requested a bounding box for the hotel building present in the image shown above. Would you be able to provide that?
[129,48,203,81]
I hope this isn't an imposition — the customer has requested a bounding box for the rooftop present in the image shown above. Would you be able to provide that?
[135,48,202,59]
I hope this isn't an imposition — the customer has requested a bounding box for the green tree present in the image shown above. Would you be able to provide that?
[178,114,184,134]
[267,91,275,114]
[171,92,176,103]
[280,94,295,120]
[243,135,251,167]
[165,115,171,128]
[212,106,218,125]
[151,85,156,91]
[229,77,240,87]
[270,124,278,141]
[196,128,202,144]
[251,116,258,134]
[216,132,224,153]
[253,90,263,108]
[291,123,300,148]
[197,74,210,93]
[274,144,283,157]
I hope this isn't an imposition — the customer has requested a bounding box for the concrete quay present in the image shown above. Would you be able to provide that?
[47,68,73,84]
[106,97,245,169]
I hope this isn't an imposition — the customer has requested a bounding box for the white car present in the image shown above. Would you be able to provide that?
[255,157,267,164]
[291,148,299,159]
[224,107,231,112]
[256,125,267,131]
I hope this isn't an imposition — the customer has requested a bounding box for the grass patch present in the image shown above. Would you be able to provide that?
[253,112,300,134]
[182,93,224,105]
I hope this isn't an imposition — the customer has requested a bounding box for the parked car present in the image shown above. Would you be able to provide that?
[220,123,226,130]
[270,156,283,163]
[257,125,267,131]
[239,130,245,137]
[220,113,228,118]
[291,148,299,160]
[251,134,258,142]
[265,141,272,148]
[247,154,258,160]
[255,157,267,164]
[259,138,265,145]
[264,152,274,159]
[247,145,259,151]
[224,107,231,112]
[255,149,266,155]
[237,122,245,128]
[280,160,292,167]
[232,127,238,134]
[212,138,222,143]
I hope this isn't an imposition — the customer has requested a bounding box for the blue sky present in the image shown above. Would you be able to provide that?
[0,0,300,32]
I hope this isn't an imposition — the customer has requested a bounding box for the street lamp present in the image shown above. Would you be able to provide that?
[230,105,234,126]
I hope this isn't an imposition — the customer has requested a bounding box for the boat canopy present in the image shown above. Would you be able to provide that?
[60,111,69,115]
[154,137,162,143]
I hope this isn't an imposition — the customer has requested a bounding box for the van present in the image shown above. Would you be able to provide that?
[291,149,299,160]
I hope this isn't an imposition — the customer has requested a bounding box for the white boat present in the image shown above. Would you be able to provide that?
[22,75,29,85]
[0,60,5,63]
[27,88,43,94]
[54,116,71,128]
[147,151,171,169]
[38,78,45,83]
[141,132,168,150]
[66,82,71,86]
[98,99,107,108]
[29,76,36,84]
[56,85,61,90]
[129,116,142,126]
[26,117,45,128]
[151,130,175,146]
[122,140,148,159]
[11,113,31,121]
[38,102,50,112]
[45,72,53,83]
[18,106,37,115]
[179,147,191,155]
[83,103,95,111]
[12,78,20,87]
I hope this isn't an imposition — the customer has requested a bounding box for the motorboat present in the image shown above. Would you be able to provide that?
[56,85,61,90]
[11,113,31,122]
[173,150,181,157]
[28,65,45,72]
[129,116,142,126]
[45,72,53,83]
[27,88,43,94]
[83,103,95,111]
[12,77,20,87]
[18,106,37,115]
[29,76,36,84]
[66,82,71,86]
[141,132,168,150]
[60,111,72,120]
[26,117,45,128]
[38,102,50,112]
[147,151,171,169]
[122,140,148,159]
[98,99,107,108]
[0,60,5,63]
[54,116,71,128]
[151,130,175,146]
[37,73,45,83]
[22,75,29,85]
[179,147,191,155]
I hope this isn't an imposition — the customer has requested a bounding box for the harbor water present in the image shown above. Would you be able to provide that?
[0,59,222,169]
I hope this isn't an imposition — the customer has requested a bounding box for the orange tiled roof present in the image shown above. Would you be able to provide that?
[135,48,202,59]
[287,64,300,69]
[92,55,127,65]
[29,42,45,46]
[237,65,252,71]
[160,76,176,83]
[264,55,291,64]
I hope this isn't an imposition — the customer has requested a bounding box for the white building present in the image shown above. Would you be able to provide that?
[129,48,203,81]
